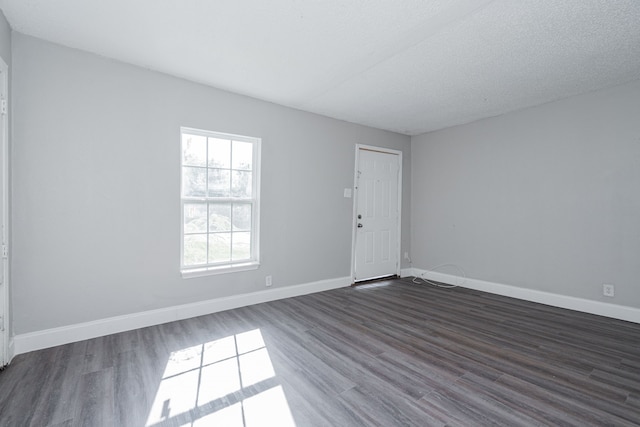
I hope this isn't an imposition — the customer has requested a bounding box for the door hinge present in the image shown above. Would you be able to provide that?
[0,99,6,116]
[2,245,7,258]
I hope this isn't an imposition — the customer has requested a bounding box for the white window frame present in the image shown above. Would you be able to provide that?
[180,127,261,278]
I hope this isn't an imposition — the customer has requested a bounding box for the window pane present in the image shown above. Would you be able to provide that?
[184,234,207,266]
[182,167,207,197]
[208,138,231,168]
[209,203,231,232]
[181,128,260,273]
[232,141,253,170]
[184,203,207,233]
[182,134,207,167]
[232,232,251,261]
[209,233,231,263]
[208,169,231,197]
[231,171,252,198]
[232,204,251,231]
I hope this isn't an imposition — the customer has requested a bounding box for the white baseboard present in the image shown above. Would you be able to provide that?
[14,276,351,355]
[400,268,418,278]
[413,269,640,324]
[8,337,14,364]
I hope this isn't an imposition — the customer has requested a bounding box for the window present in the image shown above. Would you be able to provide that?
[181,127,260,276]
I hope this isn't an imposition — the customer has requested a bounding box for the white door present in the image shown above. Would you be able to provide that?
[353,146,401,281]
[0,60,7,367]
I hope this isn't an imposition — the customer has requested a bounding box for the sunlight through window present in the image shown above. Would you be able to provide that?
[188,386,295,427]
[145,329,295,427]
[243,386,296,426]
[191,402,244,426]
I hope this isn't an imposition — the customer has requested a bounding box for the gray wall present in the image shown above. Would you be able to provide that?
[12,33,411,334]
[411,79,640,308]
[0,10,10,62]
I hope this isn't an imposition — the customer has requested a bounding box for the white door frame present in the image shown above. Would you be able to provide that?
[0,57,8,366]
[350,144,402,283]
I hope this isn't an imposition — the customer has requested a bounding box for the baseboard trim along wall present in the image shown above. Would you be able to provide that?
[7,338,14,365]
[400,268,416,278]
[413,268,640,324]
[14,276,351,355]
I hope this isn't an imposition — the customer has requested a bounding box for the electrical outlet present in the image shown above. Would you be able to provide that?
[602,284,614,297]
[265,275,272,287]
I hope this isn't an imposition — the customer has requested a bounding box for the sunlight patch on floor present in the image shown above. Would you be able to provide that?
[189,386,294,427]
[146,329,295,426]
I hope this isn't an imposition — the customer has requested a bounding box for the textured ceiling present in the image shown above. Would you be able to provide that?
[1,0,640,135]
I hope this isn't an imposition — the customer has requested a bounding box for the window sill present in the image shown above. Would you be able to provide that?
[181,262,260,279]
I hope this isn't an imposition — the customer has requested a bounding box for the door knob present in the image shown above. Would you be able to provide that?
[357,223,363,228]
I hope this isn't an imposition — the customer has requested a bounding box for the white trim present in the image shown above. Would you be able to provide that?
[350,149,359,282]
[179,127,262,275]
[0,57,8,367]
[181,261,259,278]
[413,269,640,324]
[13,276,351,355]
[400,268,418,278]
[351,144,403,282]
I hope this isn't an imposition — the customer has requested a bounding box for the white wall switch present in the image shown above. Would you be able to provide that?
[343,188,352,198]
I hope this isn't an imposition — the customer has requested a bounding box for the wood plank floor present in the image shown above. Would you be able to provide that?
[1,277,639,426]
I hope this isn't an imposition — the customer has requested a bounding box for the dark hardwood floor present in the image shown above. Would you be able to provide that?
[1,277,639,426]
